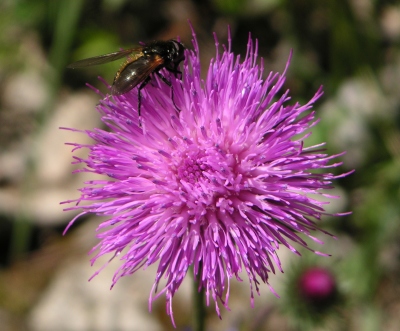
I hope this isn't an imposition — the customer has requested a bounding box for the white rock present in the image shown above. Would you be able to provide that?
[34,91,100,185]
[1,91,103,225]
[28,230,164,331]
[3,70,48,114]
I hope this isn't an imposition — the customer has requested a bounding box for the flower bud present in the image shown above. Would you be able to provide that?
[298,267,337,305]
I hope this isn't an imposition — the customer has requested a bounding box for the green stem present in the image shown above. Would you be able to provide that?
[10,215,32,262]
[192,266,206,331]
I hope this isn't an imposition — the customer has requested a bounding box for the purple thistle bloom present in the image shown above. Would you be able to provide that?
[298,267,337,305]
[63,28,351,325]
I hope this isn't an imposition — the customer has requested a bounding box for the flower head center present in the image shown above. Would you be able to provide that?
[177,152,209,184]
[170,145,243,215]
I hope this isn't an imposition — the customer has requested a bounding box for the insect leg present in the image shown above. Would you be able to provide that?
[137,76,151,118]
[173,69,182,79]
[155,71,181,113]
[166,64,182,78]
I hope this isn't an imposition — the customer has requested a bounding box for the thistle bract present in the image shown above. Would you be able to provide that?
[63,28,350,325]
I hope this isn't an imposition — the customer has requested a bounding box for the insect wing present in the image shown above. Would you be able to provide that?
[112,54,164,95]
[67,48,142,68]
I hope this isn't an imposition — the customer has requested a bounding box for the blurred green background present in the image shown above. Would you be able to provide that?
[0,0,399,330]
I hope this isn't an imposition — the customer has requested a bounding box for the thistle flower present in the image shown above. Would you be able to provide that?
[298,267,337,306]
[282,262,343,329]
[63,28,350,325]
